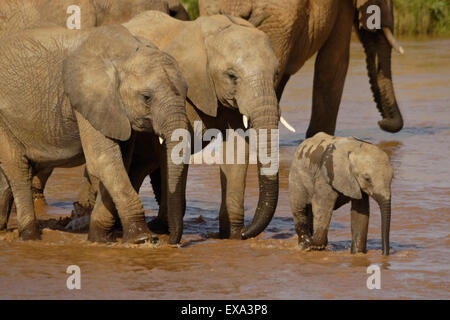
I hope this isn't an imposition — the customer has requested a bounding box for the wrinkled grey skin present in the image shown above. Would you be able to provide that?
[71,12,281,240]
[200,0,404,136]
[0,0,189,204]
[0,0,189,34]
[0,25,189,244]
[289,133,393,255]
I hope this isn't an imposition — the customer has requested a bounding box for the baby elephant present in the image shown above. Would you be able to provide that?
[289,133,393,255]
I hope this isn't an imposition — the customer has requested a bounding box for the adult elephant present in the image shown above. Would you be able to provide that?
[0,0,189,203]
[199,0,404,137]
[0,0,189,33]
[72,12,286,240]
[0,25,189,244]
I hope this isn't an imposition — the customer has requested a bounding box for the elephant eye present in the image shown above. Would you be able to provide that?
[226,70,238,83]
[142,93,153,104]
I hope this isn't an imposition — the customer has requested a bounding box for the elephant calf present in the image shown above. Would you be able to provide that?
[289,133,393,255]
[0,25,189,244]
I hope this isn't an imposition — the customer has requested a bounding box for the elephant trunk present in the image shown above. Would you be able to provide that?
[360,29,404,133]
[241,95,279,239]
[161,115,189,244]
[377,197,391,255]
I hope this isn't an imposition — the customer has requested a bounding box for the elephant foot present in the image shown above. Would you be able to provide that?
[310,232,328,251]
[218,225,244,240]
[297,234,312,251]
[88,222,116,243]
[147,217,169,235]
[122,220,158,244]
[351,244,367,254]
[20,222,41,241]
[231,226,244,240]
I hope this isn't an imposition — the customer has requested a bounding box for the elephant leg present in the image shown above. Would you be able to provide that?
[218,135,249,239]
[149,168,162,206]
[219,163,248,239]
[276,74,291,102]
[306,16,352,138]
[0,169,13,231]
[31,167,53,204]
[0,156,39,240]
[76,112,153,244]
[350,193,370,254]
[289,171,311,249]
[88,185,117,243]
[148,146,169,234]
[310,191,338,250]
[73,168,98,218]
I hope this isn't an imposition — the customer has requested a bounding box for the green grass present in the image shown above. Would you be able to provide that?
[394,0,450,35]
[181,0,199,20]
[181,0,450,36]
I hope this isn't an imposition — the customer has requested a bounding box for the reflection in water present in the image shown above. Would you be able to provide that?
[1,39,450,299]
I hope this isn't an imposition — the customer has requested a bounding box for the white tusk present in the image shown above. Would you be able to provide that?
[382,27,404,55]
[280,116,296,133]
[159,137,164,145]
[243,115,249,129]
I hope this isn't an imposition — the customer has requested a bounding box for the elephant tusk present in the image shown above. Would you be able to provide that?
[243,115,249,129]
[159,137,164,145]
[280,116,296,133]
[382,27,404,55]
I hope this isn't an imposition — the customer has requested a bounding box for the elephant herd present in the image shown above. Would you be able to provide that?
[0,0,403,255]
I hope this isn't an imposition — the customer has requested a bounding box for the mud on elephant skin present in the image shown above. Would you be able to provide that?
[289,133,393,255]
[0,25,189,244]
[199,0,405,136]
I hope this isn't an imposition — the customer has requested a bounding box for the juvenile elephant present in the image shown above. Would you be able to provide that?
[70,11,287,240]
[0,25,189,244]
[200,0,405,136]
[0,0,189,33]
[0,0,189,203]
[289,133,393,255]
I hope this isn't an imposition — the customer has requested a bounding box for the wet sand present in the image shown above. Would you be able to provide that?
[0,38,449,299]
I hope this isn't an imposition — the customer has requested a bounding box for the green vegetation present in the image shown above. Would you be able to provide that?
[394,0,450,35]
[181,0,450,36]
[181,0,199,20]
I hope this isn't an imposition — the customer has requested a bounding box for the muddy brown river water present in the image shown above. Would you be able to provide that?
[0,38,449,299]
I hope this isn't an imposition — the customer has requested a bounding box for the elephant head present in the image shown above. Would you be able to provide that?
[124,12,281,239]
[320,137,393,255]
[64,25,189,244]
[355,0,404,133]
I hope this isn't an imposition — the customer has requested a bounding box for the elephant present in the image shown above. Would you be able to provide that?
[0,25,189,244]
[66,11,287,240]
[199,0,405,137]
[289,132,393,255]
[0,0,189,34]
[0,0,189,204]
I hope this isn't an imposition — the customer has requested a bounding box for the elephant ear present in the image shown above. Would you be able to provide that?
[164,23,218,117]
[63,29,131,141]
[320,140,362,199]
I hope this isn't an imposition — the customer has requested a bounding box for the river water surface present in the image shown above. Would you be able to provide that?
[0,38,449,299]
